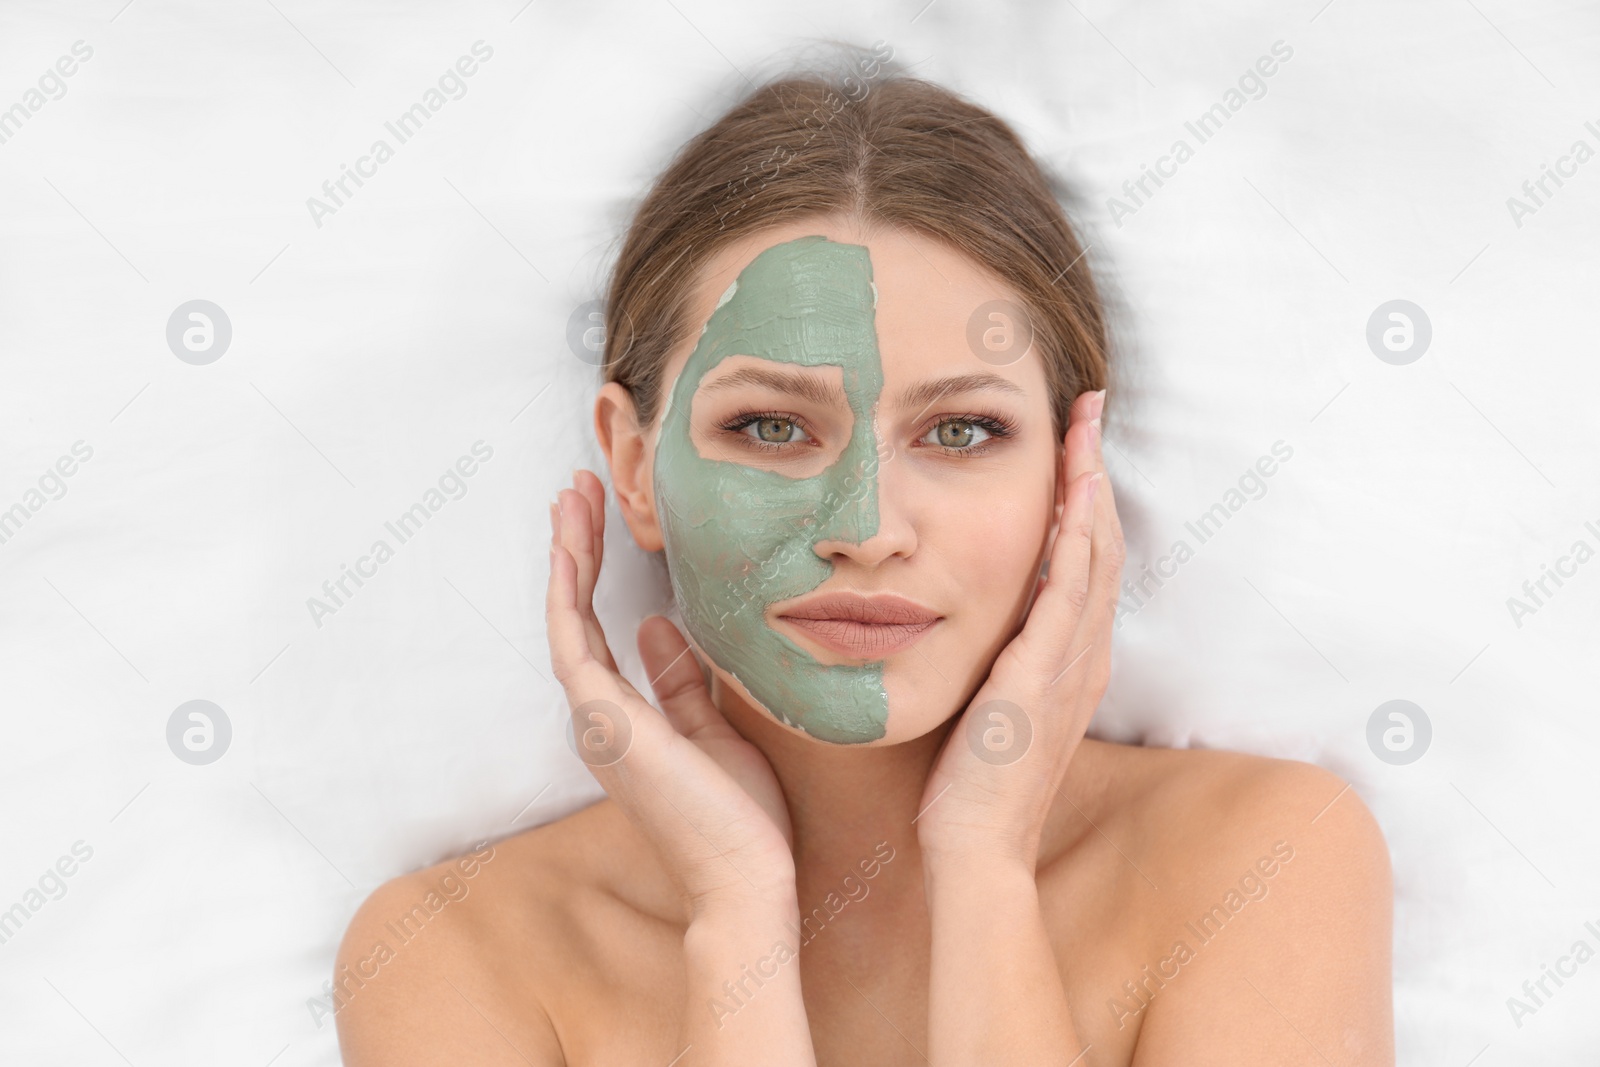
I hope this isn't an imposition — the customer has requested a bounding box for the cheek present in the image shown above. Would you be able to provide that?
[951,490,1051,594]
[655,457,840,666]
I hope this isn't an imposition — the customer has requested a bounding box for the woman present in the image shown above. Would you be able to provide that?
[335,54,1393,1066]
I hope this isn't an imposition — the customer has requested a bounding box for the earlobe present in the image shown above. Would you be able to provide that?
[594,382,665,553]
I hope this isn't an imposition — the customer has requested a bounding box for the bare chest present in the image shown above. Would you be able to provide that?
[518,877,1151,1066]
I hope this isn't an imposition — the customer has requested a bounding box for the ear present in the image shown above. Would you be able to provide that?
[594,381,665,552]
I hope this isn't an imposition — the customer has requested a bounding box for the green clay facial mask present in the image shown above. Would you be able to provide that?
[653,235,887,743]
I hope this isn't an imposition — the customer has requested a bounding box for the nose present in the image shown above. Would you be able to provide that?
[810,444,917,567]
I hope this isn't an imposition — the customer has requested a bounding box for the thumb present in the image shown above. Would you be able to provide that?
[638,615,722,737]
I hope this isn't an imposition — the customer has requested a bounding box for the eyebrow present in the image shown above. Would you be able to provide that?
[893,372,1025,412]
[700,366,847,408]
[700,365,1025,411]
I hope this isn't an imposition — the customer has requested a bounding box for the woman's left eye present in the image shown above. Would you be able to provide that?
[922,418,992,450]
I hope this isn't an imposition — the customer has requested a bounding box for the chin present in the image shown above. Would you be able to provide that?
[854,711,961,747]
[789,710,957,748]
[708,652,965,748]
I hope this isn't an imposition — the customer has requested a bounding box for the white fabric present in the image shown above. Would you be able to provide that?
[1,1,1595,1063]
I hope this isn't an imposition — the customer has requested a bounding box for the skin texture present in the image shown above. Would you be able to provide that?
[334,216,1395,1066]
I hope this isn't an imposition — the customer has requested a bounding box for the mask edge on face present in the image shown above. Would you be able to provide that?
[651,234,891,745]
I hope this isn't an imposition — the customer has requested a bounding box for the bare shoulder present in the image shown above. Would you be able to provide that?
[333,799,681,1067]
[1092,738,1386,854]
[1059,738,1388,871]
[1063,739,1394,1063]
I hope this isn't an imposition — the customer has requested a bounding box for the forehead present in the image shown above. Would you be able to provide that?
[665,217,1036,393]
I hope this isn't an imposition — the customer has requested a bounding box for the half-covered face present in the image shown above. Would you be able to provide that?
[649,219,1058,746]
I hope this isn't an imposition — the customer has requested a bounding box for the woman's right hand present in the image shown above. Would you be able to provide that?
[546,469,797,917]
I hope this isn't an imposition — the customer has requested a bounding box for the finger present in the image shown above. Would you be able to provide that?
[573,468,607,573]
[638,615,728,739]
[1065,388,1100,503]
[556,486,599,613]
[555,485,618,672]
[549,539,679,721]
[1016,462,1100,669]
[1001,392,1106,686]
[1039,389,1100,567]
[546,533,624,697]
[1073,392,1127,654]
[569,471,612,649]
[545,539,608,694]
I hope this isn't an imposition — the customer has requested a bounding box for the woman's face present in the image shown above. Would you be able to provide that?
[641,217,1060,746]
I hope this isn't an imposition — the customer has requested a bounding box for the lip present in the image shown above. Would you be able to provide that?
[774,592,941,659]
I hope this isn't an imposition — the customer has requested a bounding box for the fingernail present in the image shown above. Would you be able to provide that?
[1090,417,1102,453]
[1090,389,1106,421]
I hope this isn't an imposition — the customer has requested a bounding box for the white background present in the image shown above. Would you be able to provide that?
[1,0,1596,1063]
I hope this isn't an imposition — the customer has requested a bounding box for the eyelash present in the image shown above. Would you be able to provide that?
[719,409,1018,457]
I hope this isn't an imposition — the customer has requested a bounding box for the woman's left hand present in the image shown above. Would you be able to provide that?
[915,387,1125,867]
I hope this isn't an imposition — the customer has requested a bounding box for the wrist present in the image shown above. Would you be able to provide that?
[687,880,800,929]
[923,845,1036,886]
[918,822,1040,873]
[681,895,815,1060]
[923,853,1040,917]
[684,897,803,980]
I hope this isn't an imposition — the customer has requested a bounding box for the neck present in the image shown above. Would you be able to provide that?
[712,674,948,888]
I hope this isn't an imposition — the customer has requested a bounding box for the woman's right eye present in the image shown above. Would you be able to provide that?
[733,416,811,448]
